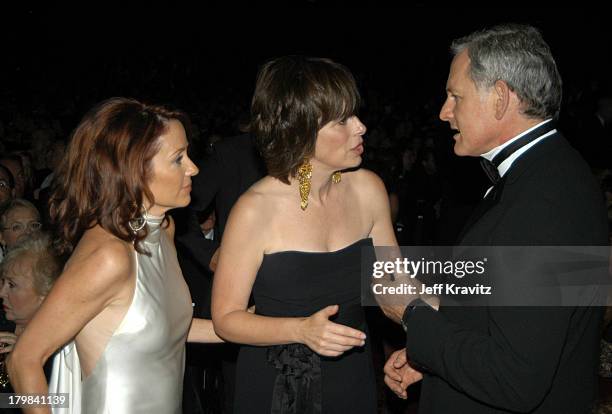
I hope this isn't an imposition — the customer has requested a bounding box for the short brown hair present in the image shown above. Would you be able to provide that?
[50,97,190,254]
[249,56,360,183]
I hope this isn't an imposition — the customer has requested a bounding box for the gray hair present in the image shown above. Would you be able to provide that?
[451,24,562,119]
[1,232,62,296]
[0,198,40,229]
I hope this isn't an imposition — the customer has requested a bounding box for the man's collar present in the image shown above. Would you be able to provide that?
[481,119,554,161]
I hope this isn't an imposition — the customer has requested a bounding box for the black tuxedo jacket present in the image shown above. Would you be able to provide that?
[403,133,609,413]
[173,134,265,318]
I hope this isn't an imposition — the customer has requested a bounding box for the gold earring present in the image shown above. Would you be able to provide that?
[332,171,342,184]
[297,159,312,211]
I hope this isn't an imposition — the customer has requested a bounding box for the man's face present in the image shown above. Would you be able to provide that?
[439,49,499,156]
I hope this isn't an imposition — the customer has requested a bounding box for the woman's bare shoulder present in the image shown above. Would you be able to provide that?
[66,227,134,287]
[346,168,388,197]
[237,177,289,212]
[225,177,291,239]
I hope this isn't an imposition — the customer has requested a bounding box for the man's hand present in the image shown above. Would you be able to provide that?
[384,348,423,399]
[373,271,417,324]
[374,273,440,323]
[380,304,407,324]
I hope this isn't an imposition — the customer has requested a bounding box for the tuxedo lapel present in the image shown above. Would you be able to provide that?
[456,177,506,243]
[456,132,561,244]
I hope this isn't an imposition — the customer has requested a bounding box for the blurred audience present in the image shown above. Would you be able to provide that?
[0,155,27,200]
[0,199,42,259]
[0,166,15,207]
[0,233,62,397]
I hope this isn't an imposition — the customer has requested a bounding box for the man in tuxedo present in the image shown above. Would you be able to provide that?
[174,133,265,413]
[176,133,266,276]
[379,24,609,413]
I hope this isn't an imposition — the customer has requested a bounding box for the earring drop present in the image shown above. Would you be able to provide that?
[297,160,312,211]
[128,205,148,232]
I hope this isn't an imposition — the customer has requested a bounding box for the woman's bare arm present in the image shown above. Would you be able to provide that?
[187,318,223,343]
[360,170,439,312]
[7,236,133,414]
[212,192,366,356]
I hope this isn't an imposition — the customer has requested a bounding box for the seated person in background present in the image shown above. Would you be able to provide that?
[0,199,42,334]
[0,166,17,269]
[0,164,15,207]
[0,155,27,200]
[0,199,42,258]
[0,233,62,393]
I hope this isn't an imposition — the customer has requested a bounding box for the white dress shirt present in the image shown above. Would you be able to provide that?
[481,119,556,198]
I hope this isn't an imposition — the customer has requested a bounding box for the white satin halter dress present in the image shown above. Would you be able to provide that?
[50,215,193,413]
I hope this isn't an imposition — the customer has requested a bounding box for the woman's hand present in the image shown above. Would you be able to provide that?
[0,332,17,354]
[297,305,366,357]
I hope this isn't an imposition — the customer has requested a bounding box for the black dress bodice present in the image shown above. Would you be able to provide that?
[234,238,377,414]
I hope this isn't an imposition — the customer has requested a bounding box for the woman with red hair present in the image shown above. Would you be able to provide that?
[8,98,221,413]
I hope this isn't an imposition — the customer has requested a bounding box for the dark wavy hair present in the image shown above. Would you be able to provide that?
[50,97,190,254]
[249,56,360,184]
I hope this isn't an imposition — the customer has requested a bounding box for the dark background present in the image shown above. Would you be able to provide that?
[3,6,611,122]
[4,5,610,215]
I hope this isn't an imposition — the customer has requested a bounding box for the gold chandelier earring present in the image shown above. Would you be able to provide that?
[332,171,342,184]
[297,159,313,211]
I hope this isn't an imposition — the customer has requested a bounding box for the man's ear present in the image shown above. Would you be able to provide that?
[493,80,511,120]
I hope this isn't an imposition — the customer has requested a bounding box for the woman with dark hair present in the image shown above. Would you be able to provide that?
[7,98,221,413]
[212,56,394,413]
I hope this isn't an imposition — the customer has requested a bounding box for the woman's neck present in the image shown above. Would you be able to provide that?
[289,161,336,206]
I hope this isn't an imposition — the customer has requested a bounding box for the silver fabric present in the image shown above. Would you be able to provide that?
[52,215,193,413]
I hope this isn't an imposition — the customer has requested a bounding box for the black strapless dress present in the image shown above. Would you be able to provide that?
[234,238,377,414]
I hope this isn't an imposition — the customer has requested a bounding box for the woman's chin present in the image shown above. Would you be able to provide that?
[174,194,192,208]
[348,157,363,169]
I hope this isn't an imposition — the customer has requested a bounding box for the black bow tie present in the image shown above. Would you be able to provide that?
[480,158,501,185]
[480,121,556,185]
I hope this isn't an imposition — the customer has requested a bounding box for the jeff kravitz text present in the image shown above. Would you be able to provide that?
[372,282,492,296]
[371,257,493,297]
